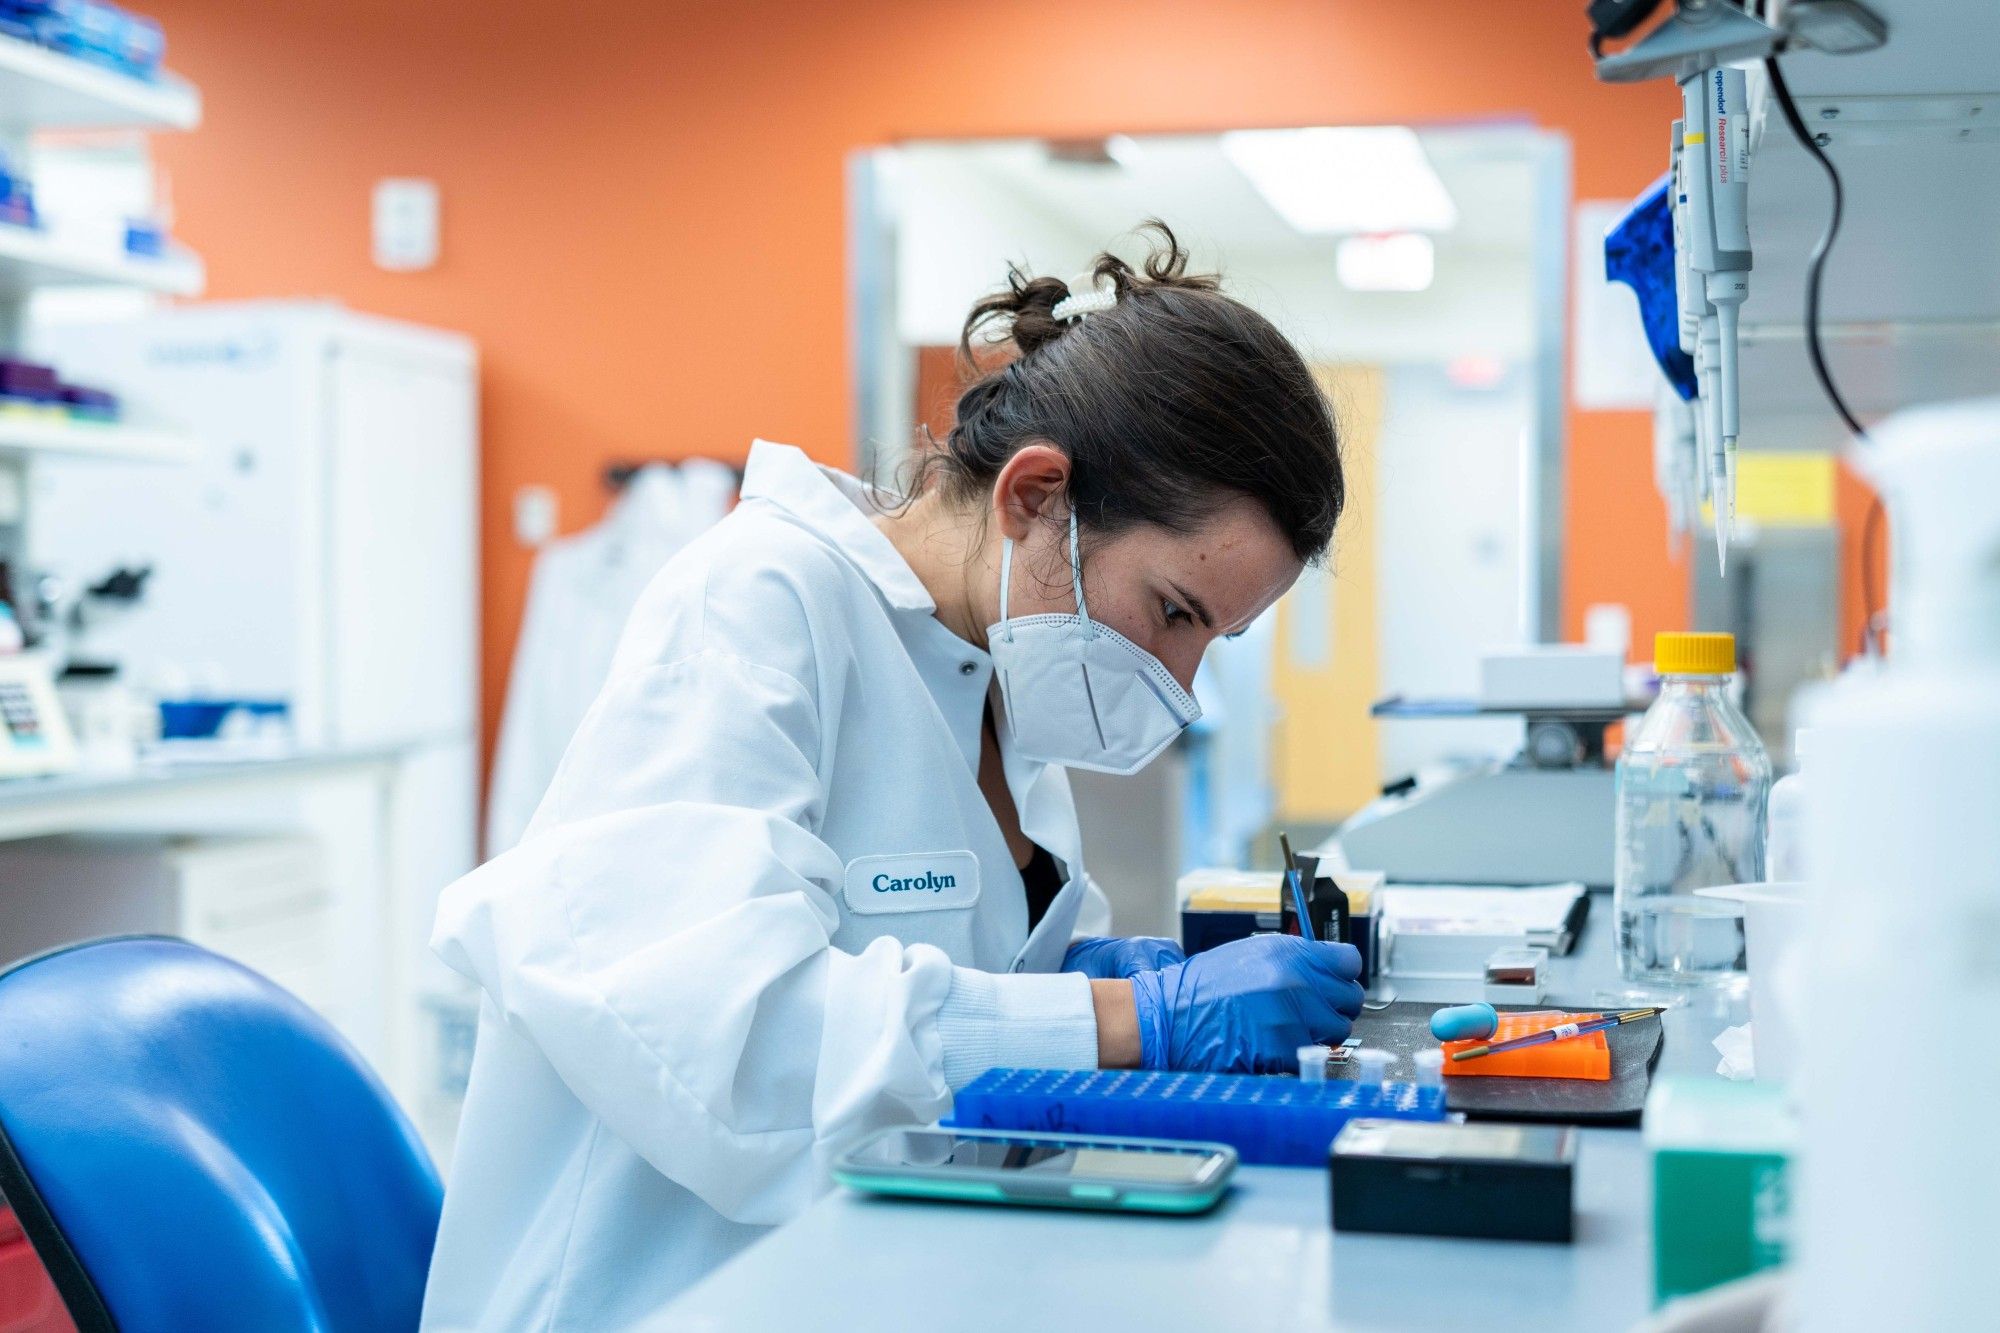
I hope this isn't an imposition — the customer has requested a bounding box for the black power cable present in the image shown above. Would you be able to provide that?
[1761,55,1869,439]
[1762,53,1885,654]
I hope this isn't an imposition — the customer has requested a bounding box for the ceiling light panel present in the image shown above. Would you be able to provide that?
[1222,126,1459,234]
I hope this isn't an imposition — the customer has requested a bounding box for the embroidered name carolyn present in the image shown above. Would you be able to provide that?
[872,870,957,894]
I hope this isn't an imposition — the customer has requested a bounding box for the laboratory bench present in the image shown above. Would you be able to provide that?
[662,891,1750,1332]
[0,746,402,841]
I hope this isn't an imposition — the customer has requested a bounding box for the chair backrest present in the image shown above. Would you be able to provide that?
[0,937,442,1333]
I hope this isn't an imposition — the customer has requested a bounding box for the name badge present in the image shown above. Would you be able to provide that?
[843,851,981,915]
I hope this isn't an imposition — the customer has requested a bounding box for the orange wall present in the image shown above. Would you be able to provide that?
[140,0,1681,780]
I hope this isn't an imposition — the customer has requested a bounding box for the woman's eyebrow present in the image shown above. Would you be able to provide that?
[1166,580,1214,630]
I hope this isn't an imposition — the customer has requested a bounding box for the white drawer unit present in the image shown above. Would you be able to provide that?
[169,836,338,1024]
[0,832,342,1029]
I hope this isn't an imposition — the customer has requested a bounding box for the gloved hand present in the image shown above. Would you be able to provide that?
[1129,934,1364,1074]
[1062,936,1186,980]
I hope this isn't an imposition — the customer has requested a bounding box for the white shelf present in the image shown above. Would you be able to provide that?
[0,33,198,132]
[0,414,193,462]
[0,223,201,295]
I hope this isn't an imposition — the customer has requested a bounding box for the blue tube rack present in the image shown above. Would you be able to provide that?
[948,1068,1447,1167]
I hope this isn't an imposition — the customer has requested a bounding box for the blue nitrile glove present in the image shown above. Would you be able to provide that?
[1062,936,1187,980]
[1129,934,1364,1074]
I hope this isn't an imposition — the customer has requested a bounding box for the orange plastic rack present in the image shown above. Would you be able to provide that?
[1440,1012,1613,1081]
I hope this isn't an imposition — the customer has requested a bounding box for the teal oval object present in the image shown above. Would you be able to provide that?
[1430,1003,1499,1041]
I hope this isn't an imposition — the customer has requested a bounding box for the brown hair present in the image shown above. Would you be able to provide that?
[911,220,1343,563]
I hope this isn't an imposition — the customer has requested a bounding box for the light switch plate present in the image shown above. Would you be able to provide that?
[513,485,558,548]
[373,178,439,271]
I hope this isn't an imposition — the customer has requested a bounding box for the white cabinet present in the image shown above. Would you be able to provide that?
[0,833,341,1025]
[323,332,479,746]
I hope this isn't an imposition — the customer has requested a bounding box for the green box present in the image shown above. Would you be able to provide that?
[1644,1075,1795,1305]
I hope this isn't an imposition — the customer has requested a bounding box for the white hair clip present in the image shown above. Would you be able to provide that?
[1052,272,1118,323]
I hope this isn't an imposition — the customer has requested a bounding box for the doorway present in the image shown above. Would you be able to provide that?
[848,125,1572,928]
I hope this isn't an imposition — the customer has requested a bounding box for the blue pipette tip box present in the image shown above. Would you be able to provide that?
[947,1068,1447,1167]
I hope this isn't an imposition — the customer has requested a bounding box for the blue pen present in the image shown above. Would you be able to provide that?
[1286,869,1316,943]
[1278,832,1316,943]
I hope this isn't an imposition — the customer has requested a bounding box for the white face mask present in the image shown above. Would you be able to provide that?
[986,509,1201,775]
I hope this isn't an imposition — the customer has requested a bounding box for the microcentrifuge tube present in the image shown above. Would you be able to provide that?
[1352,1048,1394,1083]
[1296,1044,1333,1083]
[1412,1048,1445,1086]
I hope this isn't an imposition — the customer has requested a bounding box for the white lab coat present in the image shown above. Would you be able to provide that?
[422,441,1110,1329]
[485,460,739,856]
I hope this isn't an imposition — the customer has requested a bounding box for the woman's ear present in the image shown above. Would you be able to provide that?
[991,442,1073,542]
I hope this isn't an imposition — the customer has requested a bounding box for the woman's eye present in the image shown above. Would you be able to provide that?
[1162,598,1190,626]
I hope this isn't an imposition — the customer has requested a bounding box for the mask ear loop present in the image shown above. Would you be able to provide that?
[1067,507,1095,638]
[999,537,1016,644]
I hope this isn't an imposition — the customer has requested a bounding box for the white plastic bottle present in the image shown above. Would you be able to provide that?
[1797,398,2000,1329]
[1764,728,1809,883]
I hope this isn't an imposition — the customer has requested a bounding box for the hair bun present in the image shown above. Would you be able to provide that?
[962,268,1072,360]
[959,221,1222,367]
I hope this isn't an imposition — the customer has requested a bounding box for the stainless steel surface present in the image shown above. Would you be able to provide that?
[1526,130,1573,645]
[663,895,1747,1332]
[845,147,906,487]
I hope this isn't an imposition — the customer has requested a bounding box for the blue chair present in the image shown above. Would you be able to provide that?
[0,936,443,1332]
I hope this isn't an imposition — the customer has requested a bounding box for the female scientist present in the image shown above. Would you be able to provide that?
[421,225,1363,1328]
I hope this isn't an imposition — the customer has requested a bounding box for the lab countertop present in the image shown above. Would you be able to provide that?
[663,891,1750,1332]
[0,746,406,805]
[0,744,414,840]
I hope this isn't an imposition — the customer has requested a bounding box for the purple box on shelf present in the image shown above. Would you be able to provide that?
[0,184,34,229]
[0,359,61,402]
[59,384,119,420]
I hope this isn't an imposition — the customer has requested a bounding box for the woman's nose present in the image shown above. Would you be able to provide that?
[1162,643,1203,695]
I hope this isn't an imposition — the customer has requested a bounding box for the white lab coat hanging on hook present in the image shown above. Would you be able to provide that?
[485,459,738,855]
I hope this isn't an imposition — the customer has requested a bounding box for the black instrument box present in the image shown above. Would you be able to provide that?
[1330,1119,1576,1243]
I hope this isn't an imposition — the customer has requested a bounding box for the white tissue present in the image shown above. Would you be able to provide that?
[1713,1023,1756,1081]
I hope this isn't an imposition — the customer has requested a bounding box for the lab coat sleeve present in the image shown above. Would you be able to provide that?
[935,967,1098,1089]
[433,646,1091,1225]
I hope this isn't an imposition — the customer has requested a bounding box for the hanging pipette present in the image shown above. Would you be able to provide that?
[1680,66,1754,575]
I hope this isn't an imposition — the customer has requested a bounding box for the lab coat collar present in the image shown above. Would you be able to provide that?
[584,464,693,579]
[741,440,935,614]
[609,464,684,537]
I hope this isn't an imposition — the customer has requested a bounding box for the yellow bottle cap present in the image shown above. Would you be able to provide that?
[1655,631,1735,675]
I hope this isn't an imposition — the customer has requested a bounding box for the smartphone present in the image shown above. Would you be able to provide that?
[833,1127,1236,1214]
